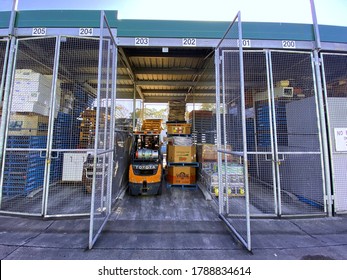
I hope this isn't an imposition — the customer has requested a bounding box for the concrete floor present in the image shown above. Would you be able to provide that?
[0,184,347,260]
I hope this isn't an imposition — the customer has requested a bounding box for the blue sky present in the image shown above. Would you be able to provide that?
[0,0,346,26]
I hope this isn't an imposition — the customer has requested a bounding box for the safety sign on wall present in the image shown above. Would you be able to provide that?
[334,128,347,152]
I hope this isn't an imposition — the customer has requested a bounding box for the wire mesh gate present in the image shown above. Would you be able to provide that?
[0,13,117,226]
[219,50,326,218]
[244,50,326,217]
[89,13,117,249]
[321,53,347,214]
[214,14,327,251]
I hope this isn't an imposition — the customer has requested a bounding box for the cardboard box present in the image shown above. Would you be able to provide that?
[167,123,191,135]
[8,114,49,136]
[197,144,234,162]
[167,166,196,185]
[167,145,196,163]
[11,96,60,118]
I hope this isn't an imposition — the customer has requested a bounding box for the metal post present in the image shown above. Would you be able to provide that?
[42,36,61,216]
[0,37,16,207]
[89,10,106,250]
[8,0,17,36]
[214,48,223,215]
[221,53,229,213]
[313,50,332,216]
[132,84,136,130]
[108,42,117,211]
[0,0,17,171]
[268,51,282,216]
[310,0,332,216]
[310,0,321,50]
[238,11,251,251]
[266,50,279,216]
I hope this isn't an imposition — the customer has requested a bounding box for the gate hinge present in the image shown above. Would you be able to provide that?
[314,57,322,66]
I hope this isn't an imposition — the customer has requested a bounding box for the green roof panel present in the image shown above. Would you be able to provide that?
[2,9,346,44]
[15,10,117,28]
[0,11,11,29]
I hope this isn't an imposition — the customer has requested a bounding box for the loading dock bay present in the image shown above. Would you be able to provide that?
[0,10,347,252]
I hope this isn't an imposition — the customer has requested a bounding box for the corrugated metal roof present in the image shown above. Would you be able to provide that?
[117,47,215,103]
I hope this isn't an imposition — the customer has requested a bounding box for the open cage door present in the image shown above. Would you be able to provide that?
[214,12,251,251]
[89,11,117,249]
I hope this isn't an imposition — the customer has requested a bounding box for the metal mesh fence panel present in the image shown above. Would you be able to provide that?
[45,37,100,216]
[269,51,324,216]
[321,53,347,214]
[0,37,56,215]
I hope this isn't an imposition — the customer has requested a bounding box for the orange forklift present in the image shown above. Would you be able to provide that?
[128,120,163,195]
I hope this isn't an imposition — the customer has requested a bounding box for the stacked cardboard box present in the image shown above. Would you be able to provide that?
[8,113,49,136]
[166,122,197,186]
[168,166,196,185]
[11,69,61,118]
[167,145,196,163]
[196,143,234,162]
[168,100,186,122]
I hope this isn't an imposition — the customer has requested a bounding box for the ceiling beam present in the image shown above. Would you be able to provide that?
[134,67,200,75]
[136,80,215,87]
[118,47,145,101]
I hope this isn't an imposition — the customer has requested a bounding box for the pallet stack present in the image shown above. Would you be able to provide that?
[3,136,46,196]
[79,109,97,149]
[188,110,214,144]
[141,119,162,132]
[79,109,110,148]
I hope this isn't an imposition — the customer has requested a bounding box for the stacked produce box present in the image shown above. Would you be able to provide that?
[168,100,186,122]
[166,123,198,188]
